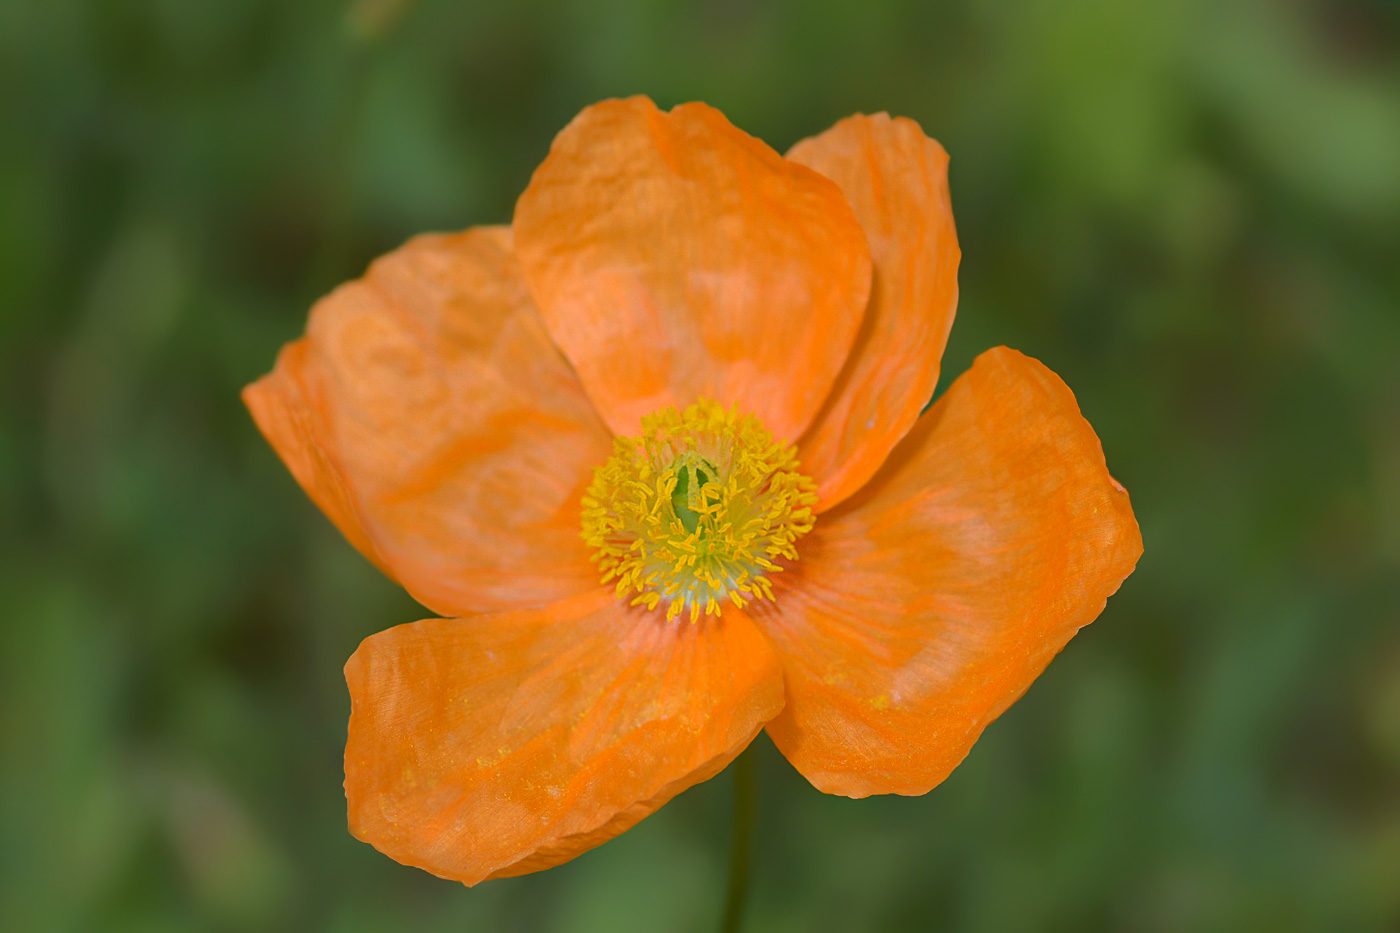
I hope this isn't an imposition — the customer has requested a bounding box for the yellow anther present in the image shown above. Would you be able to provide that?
[580,399,817,622]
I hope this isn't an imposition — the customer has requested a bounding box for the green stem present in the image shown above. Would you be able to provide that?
[720,747,757,933]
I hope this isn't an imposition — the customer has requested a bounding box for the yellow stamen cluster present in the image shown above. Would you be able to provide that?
[581,399,817,622]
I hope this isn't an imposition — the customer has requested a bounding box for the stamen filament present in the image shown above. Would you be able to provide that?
[580,400,817,621]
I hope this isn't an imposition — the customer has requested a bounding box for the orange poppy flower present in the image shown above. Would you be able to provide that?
[244,97,1142,885]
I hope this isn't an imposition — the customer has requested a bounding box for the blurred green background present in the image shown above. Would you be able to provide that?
[3,0,1399,930]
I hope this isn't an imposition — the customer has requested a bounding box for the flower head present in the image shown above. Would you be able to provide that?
[244,97,1142,885]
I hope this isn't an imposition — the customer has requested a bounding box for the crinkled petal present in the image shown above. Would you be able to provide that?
[343,591,784,884]
[787,113,960,511]
[243,227,612,616]
[752,347,1142,797]
[513,96,872,441]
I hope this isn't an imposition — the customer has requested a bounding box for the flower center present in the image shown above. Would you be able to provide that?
[581,400,817,622]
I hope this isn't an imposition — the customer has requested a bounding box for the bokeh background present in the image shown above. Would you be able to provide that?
[4,0,1399,930]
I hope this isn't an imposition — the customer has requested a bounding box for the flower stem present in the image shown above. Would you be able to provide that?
[720,747,757,933]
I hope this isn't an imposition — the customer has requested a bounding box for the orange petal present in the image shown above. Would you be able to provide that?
[513,96,872,441]
[343,589,784,885]
[787,113,961,511]
[752,347,1142,797]
[242,339,394,579]
[242,227,613,616]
